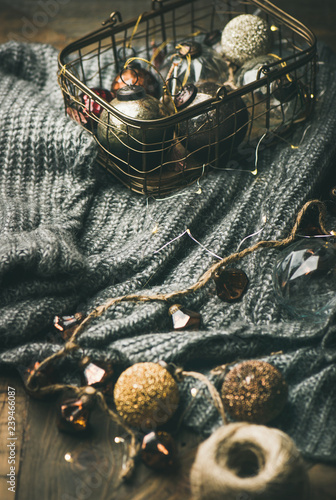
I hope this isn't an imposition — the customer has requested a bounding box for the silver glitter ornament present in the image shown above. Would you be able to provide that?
[97,85,172,168]
[221,14,273,66]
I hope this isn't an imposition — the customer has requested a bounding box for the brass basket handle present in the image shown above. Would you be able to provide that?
[152,0,175,9]
[102,11,122,26]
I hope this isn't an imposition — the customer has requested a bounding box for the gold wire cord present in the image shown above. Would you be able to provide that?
[175,44,192,88]
[150,39,171,65]
[127,14,143,49]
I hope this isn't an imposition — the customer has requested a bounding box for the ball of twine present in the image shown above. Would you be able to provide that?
[190,423,309,500]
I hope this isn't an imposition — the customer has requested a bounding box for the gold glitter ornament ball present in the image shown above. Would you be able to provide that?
[113,362,180,430]
[221,360,288,424]
[221,14,273,66]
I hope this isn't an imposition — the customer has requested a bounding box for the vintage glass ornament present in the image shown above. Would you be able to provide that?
[271,39,308,81]
[235,55,307,140]
[177,81,248,161]
[202,29,223,54]
[221,14,273,66]
[159,42,228,86]
[214,268,249,302]
[273,238,336,321]
[221,360,288,424]
[235,54,301,104]
[150,40,166,69]
[141,431,177,470]
[235,54,281,91]
[53,312,85,341]
[169,304,201,330]
[164,139,199,173]
[113,362,179,430]
[97,85,172,168]
[111,66,161,99]
[57,388,96,433]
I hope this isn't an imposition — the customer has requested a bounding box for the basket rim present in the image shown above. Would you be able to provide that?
[57,0,317,128]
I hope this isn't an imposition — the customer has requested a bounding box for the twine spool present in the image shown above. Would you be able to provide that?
[190,423,310,500]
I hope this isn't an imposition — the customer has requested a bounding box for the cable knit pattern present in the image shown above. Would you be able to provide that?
[0,40,336,463]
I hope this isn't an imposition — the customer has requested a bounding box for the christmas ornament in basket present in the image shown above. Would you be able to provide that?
[58,0,316,196]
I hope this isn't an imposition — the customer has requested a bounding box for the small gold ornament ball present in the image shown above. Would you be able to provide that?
[221,360,288,424]
[113,362,180,430]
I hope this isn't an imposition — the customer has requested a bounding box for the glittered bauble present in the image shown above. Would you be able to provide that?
[97,85,172,169]
[113,362,179,430]
[273,238,336,321]
[214,268,249,302]
[178,81,248,161]
[169,304,202,330]
[221,360,288,424]
[141,431,177,470]
[81,88,114,118]
[221,15,273,66]
[111,66,161,99]
[160,42,228,86]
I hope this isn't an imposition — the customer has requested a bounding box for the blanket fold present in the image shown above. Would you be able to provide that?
[0,40,336,463]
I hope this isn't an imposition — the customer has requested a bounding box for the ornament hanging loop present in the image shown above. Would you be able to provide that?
[165,76,183,97]
[119,66,139,86]
[118,46,136,64]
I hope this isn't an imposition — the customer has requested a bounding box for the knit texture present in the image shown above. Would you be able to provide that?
[0,41,336,463]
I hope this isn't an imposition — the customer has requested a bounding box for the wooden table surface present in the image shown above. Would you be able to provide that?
[1,1,336,499]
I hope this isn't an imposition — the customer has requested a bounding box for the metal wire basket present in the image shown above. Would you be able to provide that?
[58,0,316,196]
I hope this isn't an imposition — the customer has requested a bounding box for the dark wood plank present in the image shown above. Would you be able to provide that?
[310,464,336,500]
[0,0,335,51]
[0,375,198,500]
[1,375,336,499]
[0,377,28,500]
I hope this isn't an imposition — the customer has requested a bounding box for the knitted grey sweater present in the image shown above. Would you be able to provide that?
[0,41,336,463]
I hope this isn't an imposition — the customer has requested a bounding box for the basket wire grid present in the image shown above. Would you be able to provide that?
[58,0,317,196]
